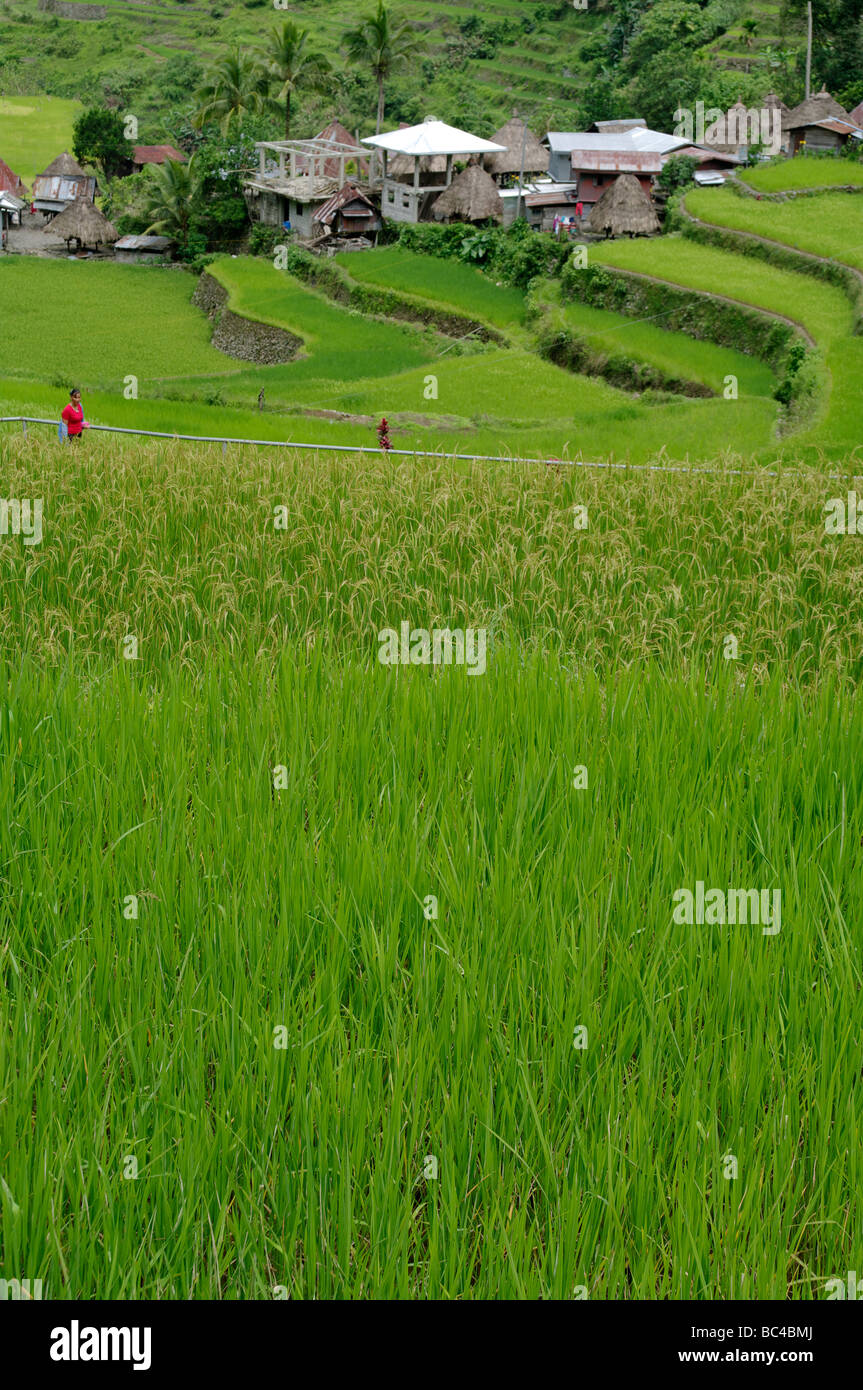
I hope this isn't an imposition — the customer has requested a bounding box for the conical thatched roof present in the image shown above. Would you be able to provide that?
[41,150,87,179]
[431,163,503,223]
[763,92,790,117]
[785,88,849,129]
[387,152,448,177]
[585,173,659,237]
[483,116,548,177]
[47,197,118,246]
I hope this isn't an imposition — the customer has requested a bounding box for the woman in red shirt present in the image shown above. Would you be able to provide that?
[61,387,90,441]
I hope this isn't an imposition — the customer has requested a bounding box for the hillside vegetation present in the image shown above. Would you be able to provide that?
[0,0,826,146]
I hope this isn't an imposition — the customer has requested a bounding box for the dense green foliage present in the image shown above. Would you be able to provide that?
[71,105,129,180]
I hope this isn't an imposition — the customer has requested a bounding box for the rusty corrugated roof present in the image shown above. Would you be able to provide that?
[32,175,97,204]
[132,145,186,164]
[313,182,377,226]
[571,151,662,173]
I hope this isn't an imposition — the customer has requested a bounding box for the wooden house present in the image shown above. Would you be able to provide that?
[312,182,381,240]
[246,135,366,235]
[783,90,858,154]
[32,152,97,217]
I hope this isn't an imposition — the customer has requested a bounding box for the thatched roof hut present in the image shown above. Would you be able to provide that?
[585,173,659,237]
[46,197,118,248]
[483,115,548,179]
[40,151,88,179]
[784,88,849,130]
[431,162,503,223]
[763,92,791,119]
[387,152,449,178]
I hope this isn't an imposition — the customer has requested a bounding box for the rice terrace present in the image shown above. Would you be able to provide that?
[1,0,863,1342]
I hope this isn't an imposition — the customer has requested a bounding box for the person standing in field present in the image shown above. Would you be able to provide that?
[61,388,90,442]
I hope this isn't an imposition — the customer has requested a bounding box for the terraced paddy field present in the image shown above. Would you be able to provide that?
[740,158,863,193]
[685,187,863,273]
[531,282,777,399]
[589,232,860,463]
[0,251,781,464]
[2,182,860,466]
[334,246,527,331]
[1,430,862,1299]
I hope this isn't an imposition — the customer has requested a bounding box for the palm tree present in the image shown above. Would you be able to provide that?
[142,157,200,253]
[264,21,331,140]
[344,0,420,135]
[193,50,269,135]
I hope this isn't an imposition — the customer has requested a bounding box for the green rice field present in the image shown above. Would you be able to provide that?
[686,187,863,272]
[740,157,863,192]
[1,433,862,1298]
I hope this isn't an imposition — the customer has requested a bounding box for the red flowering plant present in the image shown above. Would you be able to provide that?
[377,417,392,452]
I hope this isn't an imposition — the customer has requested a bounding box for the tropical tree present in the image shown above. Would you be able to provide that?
[193,50,269,135]
[72,107,130,182]
[263,21,331,140]
[343,0,421,134]
[142,157,200,253]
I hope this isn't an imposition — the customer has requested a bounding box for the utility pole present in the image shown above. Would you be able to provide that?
[805,1,812,99]
[517,110,527,221]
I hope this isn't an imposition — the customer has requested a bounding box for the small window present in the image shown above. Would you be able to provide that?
[402,193,410,208]
[388,189,395,204]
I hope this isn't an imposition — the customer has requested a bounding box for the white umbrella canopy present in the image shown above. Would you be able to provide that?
[362,117,506,157]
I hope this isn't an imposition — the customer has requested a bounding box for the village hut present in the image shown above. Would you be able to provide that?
[46,197,118,250]
[312,181,381,239]
[32,151,97,217]
[363,118,505,223]
[763,92,791,121]
[387,152,449,181]
[132,144,187,169]
[41,151,87,179]
[431,162,503,223]
[585,172,659,238]
[483,115,548,182]
[783,89,854,153]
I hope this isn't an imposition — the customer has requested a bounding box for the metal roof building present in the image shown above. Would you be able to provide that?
[362,117,506,223]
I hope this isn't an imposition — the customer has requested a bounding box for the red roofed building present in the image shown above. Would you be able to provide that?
[132,145,187,168]
[0,156,27,197]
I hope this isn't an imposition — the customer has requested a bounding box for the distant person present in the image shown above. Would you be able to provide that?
[60,388,90,442]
